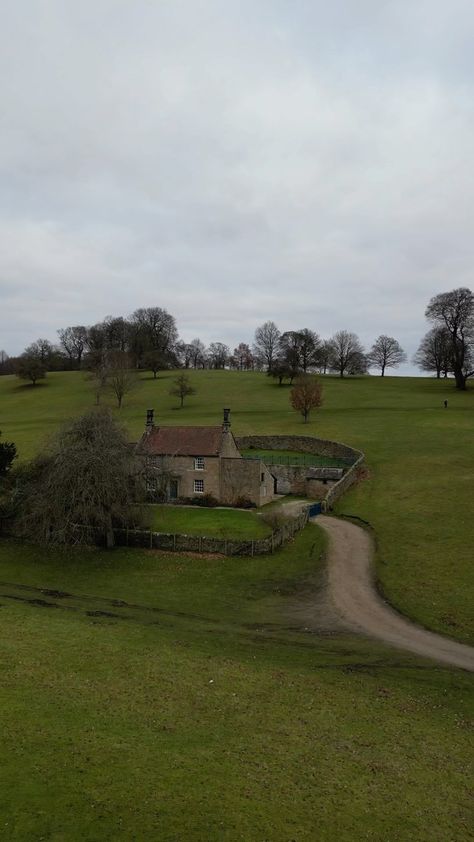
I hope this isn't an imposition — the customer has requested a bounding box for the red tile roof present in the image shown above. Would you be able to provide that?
[138,426,224,456]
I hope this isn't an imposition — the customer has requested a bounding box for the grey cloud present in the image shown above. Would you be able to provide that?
[1,1,474,374]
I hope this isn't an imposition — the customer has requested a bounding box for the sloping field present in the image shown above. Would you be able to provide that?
[1,369,473,641]
[0,370,473,840]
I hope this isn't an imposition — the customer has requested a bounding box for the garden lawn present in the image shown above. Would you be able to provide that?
[144,504,271,539]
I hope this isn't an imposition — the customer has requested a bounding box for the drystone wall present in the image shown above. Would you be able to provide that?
[236,434,364,511]
[236,434,359,461]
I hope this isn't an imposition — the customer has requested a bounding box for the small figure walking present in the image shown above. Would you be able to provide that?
[444,399,448,408]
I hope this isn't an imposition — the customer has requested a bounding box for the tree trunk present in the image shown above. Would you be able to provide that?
[454,368,467,390]
[381,364,385,376]
[180,395,184,407]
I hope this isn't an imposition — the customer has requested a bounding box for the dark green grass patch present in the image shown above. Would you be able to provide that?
[142,504,271,539]
[241,448,349,466]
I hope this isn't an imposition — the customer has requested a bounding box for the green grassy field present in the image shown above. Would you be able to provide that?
[241,447,349,466]
[144,504,271,538]
[0,370,473,840]
[1,369,473,642]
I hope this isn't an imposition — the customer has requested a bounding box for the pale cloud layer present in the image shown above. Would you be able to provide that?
[1,1,474,373]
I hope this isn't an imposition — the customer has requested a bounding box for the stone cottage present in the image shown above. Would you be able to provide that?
[136,408,277,507]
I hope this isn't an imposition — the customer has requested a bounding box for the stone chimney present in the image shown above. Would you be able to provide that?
[146,409,155,433]
[223,408,231,432]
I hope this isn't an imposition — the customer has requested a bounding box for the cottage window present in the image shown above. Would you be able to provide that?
[194,479,204,494]
[194,457,205,470]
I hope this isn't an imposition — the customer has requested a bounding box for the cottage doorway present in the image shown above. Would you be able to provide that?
[169,479,179,500]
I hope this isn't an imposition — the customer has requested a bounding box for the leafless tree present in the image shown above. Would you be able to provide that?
[58,325,88,369]
[413,327,452,378]
[290,375,323,423]
[169,373,196,408]
[142,349,165,379]
[425,287,474,390]
[367,335,406,376]
[253,321,280,372]
[230,343,255,370]
[208,342,229,369]
[316,339,335,374]
[188,338,207,369]
[129,307,178,366]
[14,409,144,548]
[108,352,138,408]
[15,354,47,386]
[329,331,366,378]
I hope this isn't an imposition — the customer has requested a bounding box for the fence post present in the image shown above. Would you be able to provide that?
[199,536,202,553]
[150,530,153,549]
[251,540,254,557]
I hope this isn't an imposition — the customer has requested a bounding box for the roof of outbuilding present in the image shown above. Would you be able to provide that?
[137,426,224,456]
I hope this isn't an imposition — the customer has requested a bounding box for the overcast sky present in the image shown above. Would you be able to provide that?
[1,1,473,373]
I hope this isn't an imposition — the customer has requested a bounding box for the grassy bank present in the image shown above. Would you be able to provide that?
[0,528,473,841]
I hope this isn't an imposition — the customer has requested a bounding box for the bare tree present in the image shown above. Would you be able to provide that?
[207,342,229,369]
[108,352,138,408]
[329,331,366,378]
[142,349,164,379]
[316,339,335,374]
[24,338,55,364]
[230,343,255,370]
[58,326,88,369]
[14,409,144,548]
[129,307,178,366]
[290,375,323,423]
[15,354,47,386]
[253,321,280,372]
[413,327,452,378]
[425,287,474,390]
[188,338,207,369]
[367,335,407,376]
[169,374,196,408]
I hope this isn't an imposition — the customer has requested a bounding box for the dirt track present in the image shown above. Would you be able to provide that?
[315,515,474,672]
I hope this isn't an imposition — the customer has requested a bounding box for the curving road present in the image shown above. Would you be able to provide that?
[315,515,474,672]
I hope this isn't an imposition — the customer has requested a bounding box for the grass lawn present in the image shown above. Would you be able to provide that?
[143,504,271,538]
[241,447,350,466]
[0,528,473,841]
[0,370,473,839]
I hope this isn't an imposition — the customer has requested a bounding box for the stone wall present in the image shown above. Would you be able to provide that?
[236,434,360,461]
[235,434,364,510]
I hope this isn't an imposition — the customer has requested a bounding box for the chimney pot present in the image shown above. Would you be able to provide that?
[146,409,154,432]
[223,408,231,431]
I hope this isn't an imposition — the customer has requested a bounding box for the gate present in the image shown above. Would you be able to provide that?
[308,502,322,517]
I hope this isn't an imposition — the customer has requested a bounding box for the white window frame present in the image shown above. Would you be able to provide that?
[194,479,204,494]
[194,457,205,470]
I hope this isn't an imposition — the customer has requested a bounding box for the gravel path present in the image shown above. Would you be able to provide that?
[316,515,474,672]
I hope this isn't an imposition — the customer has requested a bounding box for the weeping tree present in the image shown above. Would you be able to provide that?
[14,409,144,548]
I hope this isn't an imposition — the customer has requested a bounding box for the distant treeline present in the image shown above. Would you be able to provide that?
[2,286,473,388]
